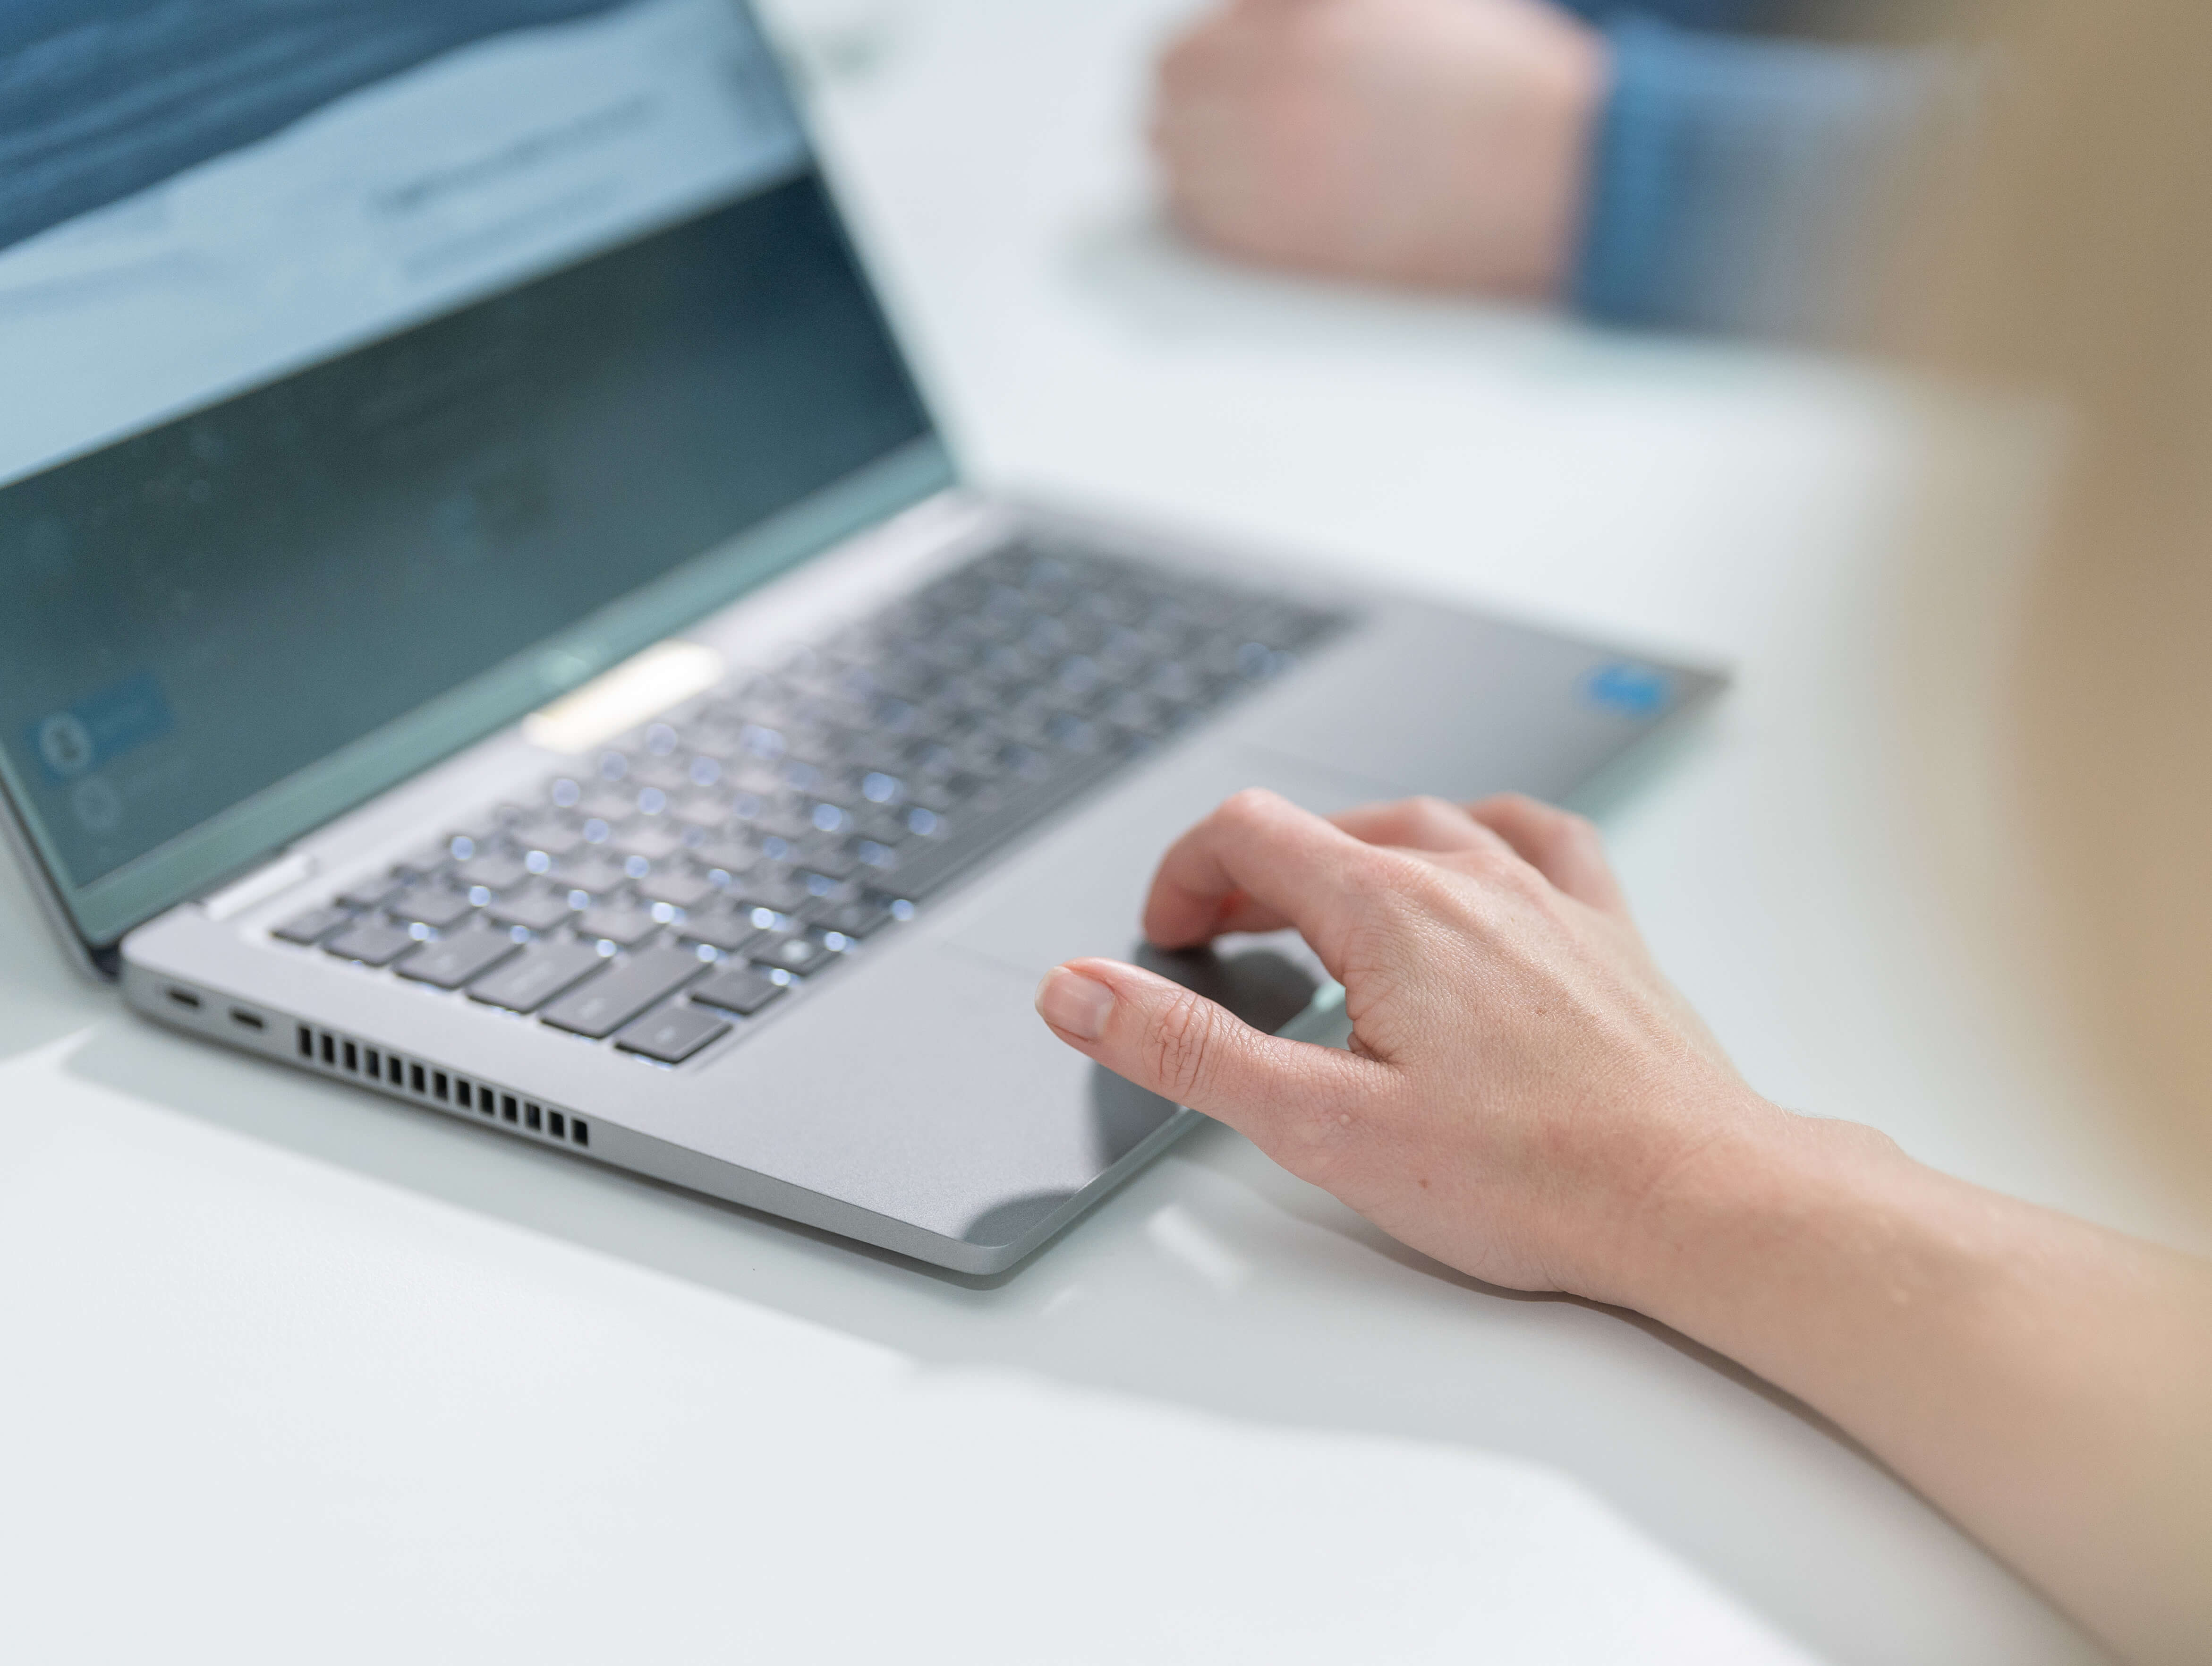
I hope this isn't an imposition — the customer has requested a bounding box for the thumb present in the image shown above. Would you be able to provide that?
[1034,957,1378,1141]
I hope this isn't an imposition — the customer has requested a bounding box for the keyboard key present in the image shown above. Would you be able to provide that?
[576,791,638,826]
[690,965,788,1017]
[578,906,660,948]
[850,805,912,846]
[817,896,896,940]
[455,854,529,894]
[613,823,687,863]
[637,869,716,911]
[753,934,829,975]
[486,887,574,933]
[513,816,586,858]
[336,876,406,911]
[797,846,860,883]
[626,755,693,793]
[614,1004,731,1065]
[554,855,629,896]
[541,945,707,1040]
[795,869,854,906]
[394,843,455,878]
[391,886,476,930]
[1104,691,1173,735]
[449,820,514,855]
[671,793,732,830]
[467,938,606,1013]
[468,940,607,1014]
[324,920,419,967]
[740,809,819,846]
[691,838,762,876]
[678,909,767,956]
[732,870,812,914]
[396,929,520,991]
[274,905,353,946]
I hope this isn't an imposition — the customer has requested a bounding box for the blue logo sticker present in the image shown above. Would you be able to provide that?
[1584,662,1673,719]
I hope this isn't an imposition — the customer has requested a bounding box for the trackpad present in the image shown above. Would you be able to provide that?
[936,745,1368,1028]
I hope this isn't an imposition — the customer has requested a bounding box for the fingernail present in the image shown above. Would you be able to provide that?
[1035,967,1115,1042]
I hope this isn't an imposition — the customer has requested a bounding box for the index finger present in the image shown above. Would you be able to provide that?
[1141,788,1400,974]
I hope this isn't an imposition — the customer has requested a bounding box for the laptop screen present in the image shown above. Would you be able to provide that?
[0,0,945,954]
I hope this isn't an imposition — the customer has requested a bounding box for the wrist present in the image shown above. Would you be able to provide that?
[1418,6,1610,295]
[1525,24,1609,294]
[1478,15,1609,296]
[1594,1103,1919,1326]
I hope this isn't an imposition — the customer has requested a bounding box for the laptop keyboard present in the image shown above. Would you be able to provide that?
[271,540,1344,1067]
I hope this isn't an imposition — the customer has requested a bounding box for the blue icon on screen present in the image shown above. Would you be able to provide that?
[25,672,175,785]
[37,713,94,778]
[70,778,124,835]
[1583,662,1673,718]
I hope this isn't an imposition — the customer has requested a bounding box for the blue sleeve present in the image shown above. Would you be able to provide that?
[1569,18,1952,339]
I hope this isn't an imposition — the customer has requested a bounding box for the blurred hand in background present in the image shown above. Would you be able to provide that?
[1152,0,1605,295]
[1153,0,1951,341]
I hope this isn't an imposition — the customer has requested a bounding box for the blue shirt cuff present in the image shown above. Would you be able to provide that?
[1570,18,1949,339]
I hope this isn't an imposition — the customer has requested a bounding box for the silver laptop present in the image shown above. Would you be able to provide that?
[0,0,1721,1273]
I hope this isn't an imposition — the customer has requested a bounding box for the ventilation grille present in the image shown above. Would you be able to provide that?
[293,1023,590,1150]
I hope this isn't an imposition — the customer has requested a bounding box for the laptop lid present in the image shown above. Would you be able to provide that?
[0,0,953,971]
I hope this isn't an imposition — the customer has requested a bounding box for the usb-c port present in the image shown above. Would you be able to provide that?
[230,1008,265,1032]
[167,989,202,1010]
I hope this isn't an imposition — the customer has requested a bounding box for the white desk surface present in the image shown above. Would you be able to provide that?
[6,3,2187,1660]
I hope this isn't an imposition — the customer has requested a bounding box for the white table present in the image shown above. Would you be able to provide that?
[4,3,2176,1660]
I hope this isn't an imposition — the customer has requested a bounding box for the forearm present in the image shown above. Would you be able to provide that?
[1618,1115,2212,1662]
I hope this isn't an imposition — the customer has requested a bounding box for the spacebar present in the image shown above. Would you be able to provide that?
[891,750,1131,900]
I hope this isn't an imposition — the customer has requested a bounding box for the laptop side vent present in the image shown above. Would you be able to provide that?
[292,1024,590,1149]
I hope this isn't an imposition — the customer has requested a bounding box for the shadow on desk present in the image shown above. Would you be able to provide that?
[60,993,2095,1666]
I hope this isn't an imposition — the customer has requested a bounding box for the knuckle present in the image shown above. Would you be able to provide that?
[1340,846,1412,907]
[1407,795,1463,835]
[1464,849,1547,910]
[1494,855,1552,902]
[1387,851,1455,905]
[1148,989,1224,1104]
[1497,791,1560,828]
[1555,808,1603,849]
[1218,786,1282,827]
[1345,855,1460,945]
[1457,839,1521,883]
